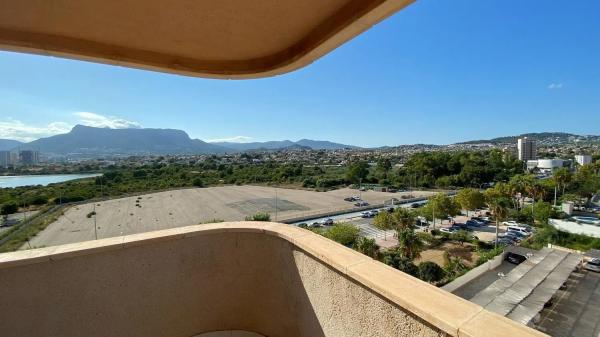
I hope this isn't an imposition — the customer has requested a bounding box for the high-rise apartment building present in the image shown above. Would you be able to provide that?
[575,154,592,166]
[18,150,39,165]
[517,137,537,161]
[0,151,10,168]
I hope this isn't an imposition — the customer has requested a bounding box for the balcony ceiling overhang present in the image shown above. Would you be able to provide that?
[0,0,414,79]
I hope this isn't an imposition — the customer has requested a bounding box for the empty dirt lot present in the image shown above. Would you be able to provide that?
[29,186,436,247]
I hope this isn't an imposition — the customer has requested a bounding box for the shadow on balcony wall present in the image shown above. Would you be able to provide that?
[0,223,446,337]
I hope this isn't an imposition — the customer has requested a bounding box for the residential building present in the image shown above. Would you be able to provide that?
[0,151,11,168]
[517,137,537,161]
[18,150,39,165]
[575,154,592,166]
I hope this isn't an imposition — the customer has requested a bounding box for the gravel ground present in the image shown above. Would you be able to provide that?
[28,185,436,247]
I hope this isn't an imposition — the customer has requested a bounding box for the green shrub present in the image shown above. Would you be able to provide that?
[245,212,271,221]
[323,223,360,246]
[418,261,446,283]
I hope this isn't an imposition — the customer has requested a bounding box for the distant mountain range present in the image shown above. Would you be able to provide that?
[1,128,596,156]
[211,139,358,152]
[0,139,23,151]
[456,132,600,145]
[0,125,357,156]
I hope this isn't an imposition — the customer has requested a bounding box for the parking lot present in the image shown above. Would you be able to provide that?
[536,269,600,337]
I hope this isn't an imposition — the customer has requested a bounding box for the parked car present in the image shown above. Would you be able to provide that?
[506,252,527,265]
[499,232,521,242]
[465,220,481,228]
[355,201,369,207]
[371,209,379,216]
[502,220,528,227]
[473,216,491,223]
[344,197,355,202]
[321,218,334,226]
[440,227,457,234]
[309,222,321,228]
[451,223,472,231]
[507,226,531,236]
[361,211,373,218]
[386,207,395,213]
[584,258,600,272]
[411,203,423,208]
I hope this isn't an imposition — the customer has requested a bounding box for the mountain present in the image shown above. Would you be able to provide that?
[213,139,358,151]
[0,139,24,151]
[21,125,229,155]
[295,139,358,150]
[211,140,296,152]
[457,132,600,145]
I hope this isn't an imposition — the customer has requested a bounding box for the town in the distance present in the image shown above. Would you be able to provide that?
[1,126,600,336]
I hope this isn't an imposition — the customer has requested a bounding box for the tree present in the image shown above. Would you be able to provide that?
[444,254,467,279]
[1,202,18,216]
[455,188,484,216]
[192,178,204,187]
[346,160,369,184]
[533,201,553,225]
[450,230,470,246]
[355,237,380,259]
[382,250,419,276]
[373,211,394,240]
[422,193,459,229]
[324,223,360,246]
[392,207,415,231]
[552,168,572,196]
[397,228,424,260]
[484,188,510,248]
[418,261,446,283]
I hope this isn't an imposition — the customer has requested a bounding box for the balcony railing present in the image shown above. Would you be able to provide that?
[0,222,546,337]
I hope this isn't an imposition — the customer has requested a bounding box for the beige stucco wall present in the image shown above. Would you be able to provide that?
[0,222,546,337]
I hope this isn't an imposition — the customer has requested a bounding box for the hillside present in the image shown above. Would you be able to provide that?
[20,125,228,155]
[0,139,23,151]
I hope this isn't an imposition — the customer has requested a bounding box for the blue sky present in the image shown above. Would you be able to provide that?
[1,0,599,147]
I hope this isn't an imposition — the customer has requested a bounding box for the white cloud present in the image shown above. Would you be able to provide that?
[547,83,563,90]
[73,111,142,129]
[0,119,71,142]
[207,135,254,143]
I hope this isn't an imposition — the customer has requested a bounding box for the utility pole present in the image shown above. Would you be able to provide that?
[553,185,557,207]
[93,203,98,240]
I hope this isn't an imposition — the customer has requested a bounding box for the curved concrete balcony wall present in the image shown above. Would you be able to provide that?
[0,222,546,337]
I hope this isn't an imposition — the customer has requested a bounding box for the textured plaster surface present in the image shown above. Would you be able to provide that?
[0,222,547,337]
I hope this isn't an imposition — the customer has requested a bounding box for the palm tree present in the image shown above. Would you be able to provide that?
[487,197,509,248]
[553,168,572,196]
[396,228,424,260]
[393,207,415,231]
[355,237,379,259]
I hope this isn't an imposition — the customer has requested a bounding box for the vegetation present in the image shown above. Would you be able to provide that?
[355,237,380,259]
[418,261,446,283]
[455,188,484,216]
[323,223,360,246]
[394,150,523,188]
[245,212,271,221]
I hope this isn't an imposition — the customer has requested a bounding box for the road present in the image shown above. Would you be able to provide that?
[292,200,428,242]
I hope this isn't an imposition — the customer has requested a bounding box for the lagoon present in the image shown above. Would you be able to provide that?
[0,174,101,188]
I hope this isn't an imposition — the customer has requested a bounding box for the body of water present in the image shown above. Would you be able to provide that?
[0,174,101,188]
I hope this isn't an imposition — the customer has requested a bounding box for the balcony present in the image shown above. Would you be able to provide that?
[0,222,545,337]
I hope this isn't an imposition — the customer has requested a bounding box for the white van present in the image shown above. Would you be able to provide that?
[507,226,531,236]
